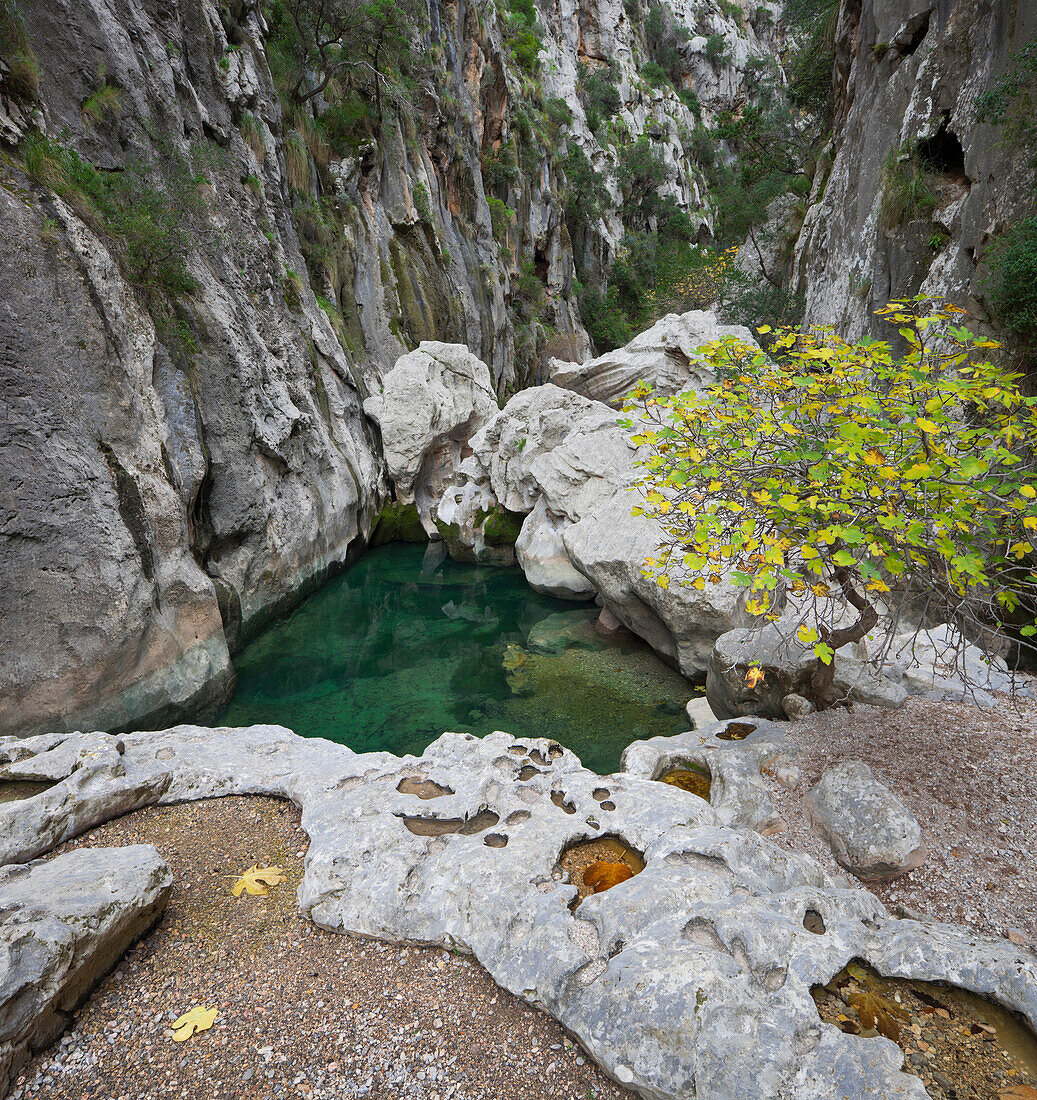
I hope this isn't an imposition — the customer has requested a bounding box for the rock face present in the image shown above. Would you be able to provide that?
[706,624,909,719]
[3,721,1036,1100]
[805,760,926,881]
[364,343,498,534]
[549,310,757,407]
[794,0,1037,340]
[1,0,384,737]
[0,844,172,1095]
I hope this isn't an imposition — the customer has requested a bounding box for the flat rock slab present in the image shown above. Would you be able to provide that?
[0,845,172,1095]
[2,724,1034,1099]
[805,760,926,881]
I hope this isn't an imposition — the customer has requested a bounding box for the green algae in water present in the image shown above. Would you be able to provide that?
[218,543,697,775]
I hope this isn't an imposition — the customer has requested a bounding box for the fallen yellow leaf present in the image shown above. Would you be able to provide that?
[171,1004,217,1042]
[745,667,766,689]
[231,865,287,897]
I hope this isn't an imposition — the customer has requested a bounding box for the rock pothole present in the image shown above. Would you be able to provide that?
[398,809,500,837]
[656,763,712,802]
[716,722,757,742]
[812,960,1037,1099]
[0,780,57,803]
[396,777,454,799]
[558,835,645,908]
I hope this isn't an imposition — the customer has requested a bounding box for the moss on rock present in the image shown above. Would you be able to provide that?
[482,505,523,547]
[371,501,428,546]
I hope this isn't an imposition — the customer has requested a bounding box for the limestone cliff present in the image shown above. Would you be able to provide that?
[0,0,776,736]
[794,0,1037,342]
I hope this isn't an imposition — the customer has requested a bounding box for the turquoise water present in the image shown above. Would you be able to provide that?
[217,543,695,775]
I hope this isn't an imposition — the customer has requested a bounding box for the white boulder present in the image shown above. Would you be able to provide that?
[364,342,498,533]
[549,309,759,408]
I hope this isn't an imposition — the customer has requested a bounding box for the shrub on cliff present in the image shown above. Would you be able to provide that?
[0,0,38,100]
[624,299,1037,707]
[987,216,1037,359]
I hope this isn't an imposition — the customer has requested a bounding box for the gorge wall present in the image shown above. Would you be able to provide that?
[1,0,1033,739]
[794,0,1037,344]
[0,0,776,737]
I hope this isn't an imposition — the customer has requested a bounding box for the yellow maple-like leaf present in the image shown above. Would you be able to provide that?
[231,865,287,897]
[584,861,634,893]
[171,1004,218,1042]
[745,667,766,689]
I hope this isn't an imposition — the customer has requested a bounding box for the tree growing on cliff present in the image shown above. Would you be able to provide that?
[623,299,1037,707]
[267,0,421,111]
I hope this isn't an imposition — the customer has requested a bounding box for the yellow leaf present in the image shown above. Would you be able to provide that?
[231,865,287,898]
[916,417,939,434]
[584,861,634,893]
[863,448,883,466]
[1021,485,1036,499]
[172,1004,218,1042]
[745,667,766,689]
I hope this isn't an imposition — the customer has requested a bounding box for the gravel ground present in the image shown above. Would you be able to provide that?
[766,695,1037,944]
[14,796,631,1100]
[12,694,1037,1096]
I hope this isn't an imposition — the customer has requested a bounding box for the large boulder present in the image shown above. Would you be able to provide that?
[514,498,596,600]
[364,343,498,534]
[706,623,908,720]
[468,384,618,514]
[805,760,926,881]
[548,310,758,408]
[0,845,172,1095]
[563,506,764,679]
[0,732,171,866]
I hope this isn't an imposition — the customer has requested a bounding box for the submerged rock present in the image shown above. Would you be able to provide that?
[805,760,926,882]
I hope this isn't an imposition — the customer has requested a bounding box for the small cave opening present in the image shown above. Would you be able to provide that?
[534,246,549,283]
[917,117,969,186]
[558,835,645,910]
[893,10,931,58]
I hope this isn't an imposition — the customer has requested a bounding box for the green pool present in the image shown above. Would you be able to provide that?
[217,542,696,775]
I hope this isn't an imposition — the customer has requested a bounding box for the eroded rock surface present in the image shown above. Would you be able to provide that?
[2,722,1034,1100]
[0,845,172,1096]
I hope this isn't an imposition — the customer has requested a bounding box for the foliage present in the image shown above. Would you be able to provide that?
[22,132,201,305]
[645,3,691,87]
[231,864,287,896]
[562,142,609,249]
[579,62,621,134]
[704,33,729,65]
[266,0,423,113]
[82,69,122,124]
[616,135,667,211]
[503,0,542,76]
[0,0,38,100]
[704,59,817,245]
[880,143,937,228]
[976,41,1037,163]
[579,284,633,351]
[781,0,839,123]
[624,299,1037,705]
[172,1005,218,1042]
[987,216,1037,354]
[487,195,514,242]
